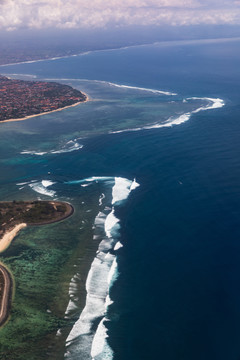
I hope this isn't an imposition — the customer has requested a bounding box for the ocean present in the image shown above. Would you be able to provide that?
[0,38,240,360]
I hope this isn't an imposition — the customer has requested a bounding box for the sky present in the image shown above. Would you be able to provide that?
[0,0,240,32]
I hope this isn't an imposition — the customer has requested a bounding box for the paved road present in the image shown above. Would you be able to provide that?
[0,264,12,326]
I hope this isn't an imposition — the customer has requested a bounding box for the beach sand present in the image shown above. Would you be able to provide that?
[0,223,27,253]
[0,94,89,124]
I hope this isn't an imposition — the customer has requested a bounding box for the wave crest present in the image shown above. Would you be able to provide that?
[21,139,83,156]
[65,176,140,360]
[110,96,225,134]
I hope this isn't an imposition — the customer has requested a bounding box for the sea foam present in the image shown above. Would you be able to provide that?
[104,210,120,239]
[91,319,114,360]
[114,241,123,251]
[112,177,140,205]
[64,273,81,319]
[99,193,105,206]
[105,81,177,96]
[21,139,83,156]
[65,176,140,360]
[110,96,225,134]
[39,78,176,97]
[28,180,56,197]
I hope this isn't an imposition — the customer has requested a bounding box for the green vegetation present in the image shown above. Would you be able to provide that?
[0,272,4,304]
[0,201,73,236]
[0,236,71,358]
[0,186,107,359]
[0,75,87,122]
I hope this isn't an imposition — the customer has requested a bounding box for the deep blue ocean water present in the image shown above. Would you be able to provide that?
[1,38,240,359]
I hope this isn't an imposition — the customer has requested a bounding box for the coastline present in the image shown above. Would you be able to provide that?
[0,201,74,240]
[0,94,89,124]
[0,263,13,327]
[0,223,27,254]
[0,34,238,360]
[27,201,74,226]
[0,200,74,328]
[0,36,240,69]
[0,202,74,252]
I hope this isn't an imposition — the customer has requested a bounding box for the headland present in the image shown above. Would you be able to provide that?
[0,75,88,123]
[0,200,74,327]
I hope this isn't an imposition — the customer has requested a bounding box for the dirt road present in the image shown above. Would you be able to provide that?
[0,264,12,326]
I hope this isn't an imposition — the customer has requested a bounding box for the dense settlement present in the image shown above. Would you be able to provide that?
[0,75,87,121]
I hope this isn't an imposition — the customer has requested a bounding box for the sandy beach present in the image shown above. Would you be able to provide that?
[0,94,89,124]
[0,200,74,329]
[0,223,27,253]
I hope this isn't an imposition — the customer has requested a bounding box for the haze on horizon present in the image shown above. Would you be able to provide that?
[0,0,240,66]
[0,0,240,32]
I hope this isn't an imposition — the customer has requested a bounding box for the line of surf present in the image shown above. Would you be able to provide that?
[20,139,83,156]
[110,96,225,134]
[1,36,240,68]
[104,81,177,96]
[17,179,56,197]
[64,176,140,360]
[27,77,176,97]
[0,52,88,68]
[3,73,176,98]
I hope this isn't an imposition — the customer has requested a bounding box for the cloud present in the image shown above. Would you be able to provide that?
[0,0,240,31]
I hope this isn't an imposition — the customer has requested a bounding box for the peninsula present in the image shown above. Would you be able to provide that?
[0,200,74,326]
[0,75,87,122]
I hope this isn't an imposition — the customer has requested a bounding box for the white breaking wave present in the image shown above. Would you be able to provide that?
[114,241,123,251]
[91,257,119,360]
[105,81,177,96]
[64,273,81,319]
[130,178,141,191]
[110,96,225,134]
[91,319,114,360]
[21,151,48,156]
[3,73,37,79]
[65,253,116,358]
[99,193,105,206]
[65,176,140,360]
[21,139,83,156]
[27,180,56,197]
[51,141,83,154]
[112,177,140,205]
[107,256,119,287]
[104,209,120,239]
[68,176,139,205]
[94,211,106,226]
[37,77,176,96]
[16,180,38,186]
[41,180,55,187]
[189,97,225,111]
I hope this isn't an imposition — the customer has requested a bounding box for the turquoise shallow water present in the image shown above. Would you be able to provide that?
[1,39,240,359]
